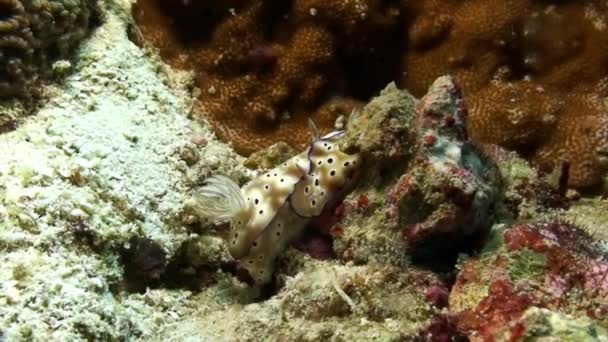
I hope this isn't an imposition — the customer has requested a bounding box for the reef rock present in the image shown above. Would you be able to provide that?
[450,220,608,339]
[502,307,608,341]
[327,77,499,266]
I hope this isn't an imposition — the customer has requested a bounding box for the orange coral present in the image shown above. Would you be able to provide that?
[133,0,404,155]
[401,0,608,188]
[134,0,608,187]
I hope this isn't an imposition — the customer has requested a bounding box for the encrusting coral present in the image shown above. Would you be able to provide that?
[0,0,98,98]
[134,0,608,188]
[132,0,405,155]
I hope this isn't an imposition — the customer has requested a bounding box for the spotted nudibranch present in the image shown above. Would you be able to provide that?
[194,125,360,284]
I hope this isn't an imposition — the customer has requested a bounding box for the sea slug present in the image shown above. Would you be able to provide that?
[193,122,360,284]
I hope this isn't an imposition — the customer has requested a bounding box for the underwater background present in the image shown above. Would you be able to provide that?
[1,0,608,341]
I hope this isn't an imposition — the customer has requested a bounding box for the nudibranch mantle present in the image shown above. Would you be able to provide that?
[194,130,360,284]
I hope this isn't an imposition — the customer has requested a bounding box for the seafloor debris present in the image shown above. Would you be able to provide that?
[450,220,608,339]
[0,0,98,98]
[132,0,405,155]
[165,255,447,340]
[134,0,608,189]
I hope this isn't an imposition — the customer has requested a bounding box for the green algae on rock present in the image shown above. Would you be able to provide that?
[331,77,499,266]
[450,220,608,339]
[500,307,608,341]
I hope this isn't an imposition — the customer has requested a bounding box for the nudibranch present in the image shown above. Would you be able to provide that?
[194,123,360,284]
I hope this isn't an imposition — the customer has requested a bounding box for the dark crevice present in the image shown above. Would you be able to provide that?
[119,235,239,294]
[409,225,491,286]
[120,236,167,293]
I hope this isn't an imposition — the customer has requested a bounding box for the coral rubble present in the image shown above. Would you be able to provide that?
[160,257,443,341]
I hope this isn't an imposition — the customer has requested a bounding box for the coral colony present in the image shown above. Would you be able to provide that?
[0,0,98,98]
[135,0,608,188]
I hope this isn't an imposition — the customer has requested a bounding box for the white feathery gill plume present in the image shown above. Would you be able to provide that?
[192,175,246,224]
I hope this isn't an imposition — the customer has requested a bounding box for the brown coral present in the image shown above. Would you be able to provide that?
[401,0,608,188]
[135,0,608,187]
[133,0,405,155]
[0,0,34,97]
[0,0,98,98]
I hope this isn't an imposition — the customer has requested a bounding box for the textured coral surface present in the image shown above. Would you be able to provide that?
[402,0,608,188]
[134,0,608,188]
[0,0,98,98]
[132,0,405,155]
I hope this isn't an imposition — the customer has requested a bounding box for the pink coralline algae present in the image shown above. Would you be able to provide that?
[424,284,449,309]
[384,77,498,247]
[327,77,499,265]
[450,220,608,339]
[503,221,608,304]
